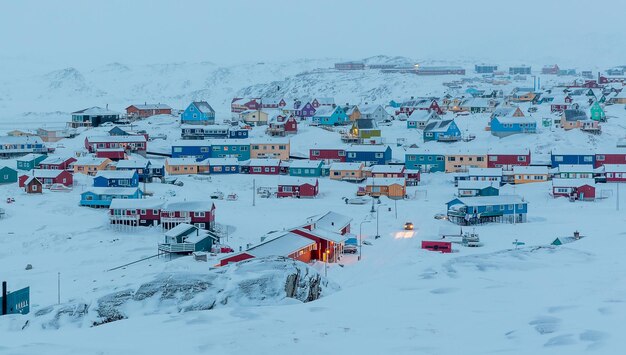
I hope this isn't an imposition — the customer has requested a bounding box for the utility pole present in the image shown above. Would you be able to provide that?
[57,272,61,305]
[617,183,620,211]
[252,179,256,207]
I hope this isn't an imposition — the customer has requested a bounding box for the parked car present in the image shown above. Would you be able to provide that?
[378,119,393,126]
[434,213,448,220]
[344,196,370,205]
[343,245,358,254]
[456,111,470,116]
[403,222,414,230]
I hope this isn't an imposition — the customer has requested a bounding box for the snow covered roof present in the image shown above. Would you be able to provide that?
[365,177,405,186]
[296,228,347,244]
[314,211,352,232]
[246,232,315,258]
[17,153,45,161]
[353,119,377,130]
[462,98,492,108]
[408,110,438,122]
[556,164,594,173]
[358,104,383,115]
[166,158,198,166]
[72,157,109,166]
[248,159,281,166]
[312,106,336,117]
[370,165,404,174]
[552,178,596,187]
[457,180,499,190]
[203,158,239,166]
[601,164,626,173]
[468,168,503,177]
[83,187,140,196]
[289,160,322,169]
[329,162,363,170]
[278,177,318,186]
[165,223,198,238]
[109,198,165,210]
[30,169,66,178]
[129,103,171,110]
[72,106,121,116]
[513,166,549,174]
[424,120,455,133]
[562,110,588,122]
[115,159,150,169]
[87,135,147,143]
[192,101,215,114]
[94,170,136,179]
[452,194,526,207]
[346,145,389,152]
[251,138,290,145]
[315,97,335,105]
[163,201,214,212]
[0,136,44,145]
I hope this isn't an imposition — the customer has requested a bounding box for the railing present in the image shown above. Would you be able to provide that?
[160,217,191,224]
[158,243,196,253]
[110,215,140,221]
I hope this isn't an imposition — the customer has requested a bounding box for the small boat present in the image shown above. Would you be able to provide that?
[50,184,72,192]
[226,193,238,201]
[210,191,224,200]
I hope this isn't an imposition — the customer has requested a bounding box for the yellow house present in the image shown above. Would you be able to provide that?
[445,151,488,173]
[165,158,199,175]
[510,92,536,102]
[513,166,550,184]
[344,105,361,121]
[240,110,269,125]
[329,162,365,181]
[71,157,112,175]
[250,139,290,160]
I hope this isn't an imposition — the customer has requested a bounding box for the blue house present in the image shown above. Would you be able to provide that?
[93,170,139,187]
[115,159,163,182]
[0,165,18,184]
[16,153,47,171]
[491,116,537,138]
[446,195,527,225]
[80,187,143,208]
[551,150,595,168]
[0,136,47,158]
[229,129,249,139]
[405,150,445,172]
[171,141,212,161]
[200,158,240,174]
[209,139,250,161]
[311,106,349,126]
[423,120,461,142]
[345,145,392,166]
[289,160,324,177]
[181,101,216,125]
[158,223,218,255]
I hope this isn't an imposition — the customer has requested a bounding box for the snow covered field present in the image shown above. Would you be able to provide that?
[2,59,626,354]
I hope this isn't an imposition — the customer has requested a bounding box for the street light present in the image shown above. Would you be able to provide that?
[324,249,330,277]
[375,204,387,239]
[359,220,371,261]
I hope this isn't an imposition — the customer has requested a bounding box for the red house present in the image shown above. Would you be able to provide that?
[598,75,626,84]
[37,156,77,170]
[487,149,531,170]
[219,231,316,266]
[19,169,73,188]
[552,179,596,201]
[309,148,346,162]
[109,199,165,227]
[161,201,216,230]
[96,148,126,161]
[85,135,147,154]
[24,176,43,194]
[267,114,298,136]
[246,159,281,175]
[405,169,421,186]
[421,241,452,253]
[542,64,559,75]
[126,104,172,118]
[595,152,626,168]
[231,98,262,113]
[290,227,347,263]
[300,211,352,235]
[601,164,626,182]
[370,165,405,178]
[277,178,319,198]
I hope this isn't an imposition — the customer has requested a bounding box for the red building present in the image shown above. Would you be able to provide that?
[309,148,346,162]
[290,227,346,263]
[598,75,626,84]
[109,199,165,227]
[277,178,319,198]
[267,115,298,136]
[161,201,216,230]
[405,169,421,186]
[37,156,77,170]
[595,152,626,168]
[370,165,405,178]
[24,176,43,194]
[85,135,147,154]
[487,150,531,170]
[19,169,73,188]
[246,159,281,175]
[421,241,452,253]
[542,64,559,75]
[219,232,316,266]
[552,179,596,201]
[96,148,126,161]
[231,98,262,113]
[126,104,172,118]
[601,164,626,182]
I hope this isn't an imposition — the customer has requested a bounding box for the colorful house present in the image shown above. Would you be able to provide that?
[350,119,381,139]
[343,105,361,121]
[551,150,595,167]
[464,167,503,184]
[158,223,218,255]
[289,160,324,177]
[250,139,290,160]
[126,104,172,118]
[552,179,596,201]
[109,198,165,227]
[267,114,297,136]
[363,177,406,199]
[598,164,626,182]
[19,169,73,188]
[171,141,212,161]
[198,158,240,174]
[457,181,500,197]
[329,162,365,181]
[407,110,440,129]
[80,187,143,208]
[487,149,531,169]
[445,150,488,173]
[231,98,262,114]
[160,201,216,230]
[69,107,120,128]
[0,136,47,158]
[513,166,550,184]
[0,165,18,184]
[277,178,319,198]
[245,159,282,175]
[209,139,251,161]
[219,232,316,266]
[93,170,139,188]
[423,120,461,142]
[446,195,528,225]
[370,165,405,178]
[181,101,215,125]
[405,150,445,173]
[16,154,46,171]
[85,135,147,155]
[181,125,231,140]
[551,164,594,179]
[240,110,269,125]
[345,145,392,165]
[311,106,349,126]
[95,148,126,161]
[560,109,601,133]
[490,116,537,138]
[359,104,389,122]
[589,101,606,122]
[165,158,199,175]
[24,176,43,194]
[70,157,112,175]
[115,159,164,182]
[309,148,346,163]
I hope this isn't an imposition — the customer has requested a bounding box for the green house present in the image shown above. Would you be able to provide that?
[16,153,46,171]
[0,165,18,184]
[589,102,606,122]
[289,160,324,177]
[351,119,381,139]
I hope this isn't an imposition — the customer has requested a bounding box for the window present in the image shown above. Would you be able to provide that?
[436,156,444,161]
[201,147,209,153]
[348,153,356,158]
[282,186,293,192]
[140,209,146,215]
[555,156,563,162]
[194,212,206,217]
[173,147,182,153]
[448,157,456,161]
[477,157,484,162]
[253,167,261,173]
[489,156,498,162]
[152,210,158,215]
[312,150,320,156]
[517,204,524,209]
[195,223,205,229]
[583,156,593,162]
[517,156,526,162]
[596,155,605,161]
[375,153,383,158]
[213,146,221,151]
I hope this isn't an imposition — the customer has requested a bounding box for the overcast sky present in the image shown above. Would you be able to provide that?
[1,0,624,69]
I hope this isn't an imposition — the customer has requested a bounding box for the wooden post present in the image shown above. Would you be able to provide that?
[2,281,7,315]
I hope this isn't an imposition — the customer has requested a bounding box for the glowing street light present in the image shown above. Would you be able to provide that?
[359,220,371,261]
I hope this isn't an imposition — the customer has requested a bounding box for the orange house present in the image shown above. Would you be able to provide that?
[445,151,488,173]
[71,157,112,175]
[165,158,199,175]
[363,177,406,199]
[250,139,290,160]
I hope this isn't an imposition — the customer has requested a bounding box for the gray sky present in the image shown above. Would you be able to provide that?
[1,0,624,69]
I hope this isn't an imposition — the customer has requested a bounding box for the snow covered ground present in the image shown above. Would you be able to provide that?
[1,59,626,354]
